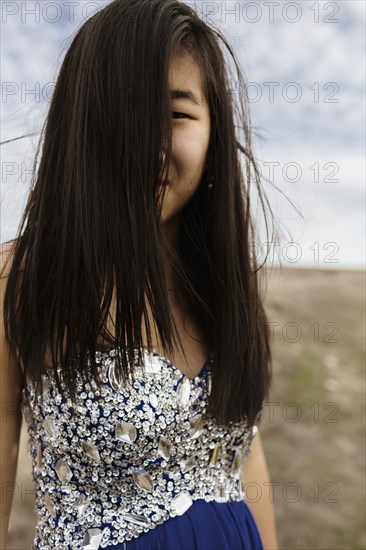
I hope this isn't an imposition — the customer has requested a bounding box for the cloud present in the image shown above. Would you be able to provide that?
[1,0,364,267]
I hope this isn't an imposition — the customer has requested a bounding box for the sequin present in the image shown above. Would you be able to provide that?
[115,421,137,444]
[21,348,262,548]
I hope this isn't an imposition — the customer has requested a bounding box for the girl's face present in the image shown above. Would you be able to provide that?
[158,53,211,224]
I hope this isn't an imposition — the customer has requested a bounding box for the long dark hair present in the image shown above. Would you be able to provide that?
[2,0,280,428]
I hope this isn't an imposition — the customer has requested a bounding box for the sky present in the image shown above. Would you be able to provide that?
[1,0,365,269]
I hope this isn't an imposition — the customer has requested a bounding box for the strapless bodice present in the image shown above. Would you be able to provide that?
[21,347,262,549]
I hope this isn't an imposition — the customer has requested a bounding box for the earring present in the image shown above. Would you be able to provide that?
[207,173,214,190]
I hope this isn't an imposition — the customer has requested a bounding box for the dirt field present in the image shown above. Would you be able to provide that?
[5,267,366,549]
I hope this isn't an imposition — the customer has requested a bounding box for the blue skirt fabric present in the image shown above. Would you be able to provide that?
[104,498,263,550]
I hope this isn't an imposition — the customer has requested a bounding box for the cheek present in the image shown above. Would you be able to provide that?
[173,131,209,176]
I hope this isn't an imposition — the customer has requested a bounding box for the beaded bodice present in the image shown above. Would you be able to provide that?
[21,347,262,549]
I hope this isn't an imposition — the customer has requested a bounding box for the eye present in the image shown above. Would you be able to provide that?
[172,111,190,119]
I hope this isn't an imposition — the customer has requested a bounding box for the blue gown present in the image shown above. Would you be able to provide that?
[21,347,264,549]
[104,499,263,549]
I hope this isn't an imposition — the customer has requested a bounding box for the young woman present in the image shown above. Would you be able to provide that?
[1,0,278,548]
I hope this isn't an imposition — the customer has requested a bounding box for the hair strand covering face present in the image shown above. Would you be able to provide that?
[2,0,288,428]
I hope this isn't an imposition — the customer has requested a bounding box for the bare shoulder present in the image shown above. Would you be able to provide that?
[0,244,24,535]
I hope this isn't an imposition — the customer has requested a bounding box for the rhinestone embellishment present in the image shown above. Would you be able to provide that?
[20,348,262,547]
[157,436,173,459]
[44,493,56,517]
[231,449,243,478]
[54,459,73,483]
[149,392,159,408]
[82,528,103,549]
[115,421,137,444]
[190,413,205,438]
[179,455,196,473]
[42,417,59,439]
[82,442,101,462]
[142,351,162,374]
[171,490,193,516]
[209,443,221,466]
[132,467,154,492]
[123,511,151,526]
[36,443,43,469]
[176,377,191,406]
[74,494,91,518]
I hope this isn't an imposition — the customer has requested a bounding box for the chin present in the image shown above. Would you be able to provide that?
[159,203,182,225]
[160,208,174,224]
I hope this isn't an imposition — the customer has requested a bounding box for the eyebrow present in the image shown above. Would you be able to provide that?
[169,88,201,106]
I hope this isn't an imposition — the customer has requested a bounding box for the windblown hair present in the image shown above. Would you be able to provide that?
[2,0,279,428]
